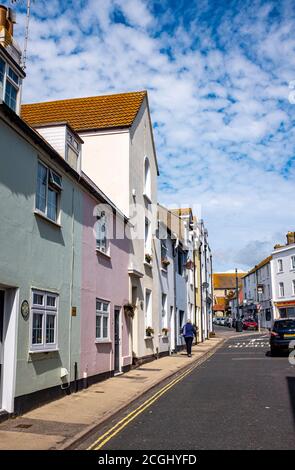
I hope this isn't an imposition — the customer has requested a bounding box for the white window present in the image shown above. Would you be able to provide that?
[162,293,167,329]
[144,157,151,200]
[293,280,295,295]
[291,256,295,270]
[279,282,285,298]
[66,131,80,170]
[36,161,62,222]
[145,289,152,329]
[5,67,19,112]
[96,300,110,341]
[145,217,152,256]
[277,259,283,273]
[96,211,108,254]
[31,290,58,351]
[0,58,4,93]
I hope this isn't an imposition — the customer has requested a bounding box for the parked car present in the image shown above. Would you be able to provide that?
[270,319,295,354]
[219,317,226,326]
[242,318,258,331]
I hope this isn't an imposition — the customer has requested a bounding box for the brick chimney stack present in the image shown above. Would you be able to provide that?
[286,232,295,245]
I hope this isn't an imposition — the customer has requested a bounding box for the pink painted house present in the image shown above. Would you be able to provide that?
[81,174,132,383]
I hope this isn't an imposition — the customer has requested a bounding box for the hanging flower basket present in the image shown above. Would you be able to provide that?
[145,253,152,264]
[145,326,154,337]
[123,303,135,318]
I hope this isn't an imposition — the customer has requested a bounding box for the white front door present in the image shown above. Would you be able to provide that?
[0,290,5,409]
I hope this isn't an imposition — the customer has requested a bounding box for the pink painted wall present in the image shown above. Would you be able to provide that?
[81,192,131,379]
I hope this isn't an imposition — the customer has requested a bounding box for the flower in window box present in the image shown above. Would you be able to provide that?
[185,259,194,270]
[123,303,136,318]
[161,258,170,267]
[162,327,169,336]
[145,253,152,264]
[145,326,154,337]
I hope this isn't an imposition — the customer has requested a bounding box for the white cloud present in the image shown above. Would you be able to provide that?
[5,0,295,271]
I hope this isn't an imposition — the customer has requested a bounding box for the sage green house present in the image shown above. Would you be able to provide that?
[0,102,84,415]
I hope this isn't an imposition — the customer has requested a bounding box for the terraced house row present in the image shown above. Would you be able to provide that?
[0,5,213,418]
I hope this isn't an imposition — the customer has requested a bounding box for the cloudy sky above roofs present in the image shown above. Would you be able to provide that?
[7,0,295,271]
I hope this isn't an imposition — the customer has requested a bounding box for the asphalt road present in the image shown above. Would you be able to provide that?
[88,331,295,450]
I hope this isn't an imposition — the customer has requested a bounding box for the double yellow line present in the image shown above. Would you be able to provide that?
[88,351,214,451]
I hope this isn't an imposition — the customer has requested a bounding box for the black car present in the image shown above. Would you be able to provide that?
[270,319,295,354]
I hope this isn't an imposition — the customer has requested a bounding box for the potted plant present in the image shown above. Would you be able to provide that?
[162,327,169,336]
[145,253,152,264]
[123,303,135,318]
[145,326,154,337]
[161,258,170,268]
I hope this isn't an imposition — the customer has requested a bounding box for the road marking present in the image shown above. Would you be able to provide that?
[87,348,218,450]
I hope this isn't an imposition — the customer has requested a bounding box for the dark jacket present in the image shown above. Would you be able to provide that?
[182,322,197,338]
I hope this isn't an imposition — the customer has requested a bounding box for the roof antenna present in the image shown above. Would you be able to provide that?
[21,0,32,70]
[10,0,32,70]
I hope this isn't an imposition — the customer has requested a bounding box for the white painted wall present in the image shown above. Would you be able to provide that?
[36,125,67,159]
[79,129,130,216]
[271,244,295,319]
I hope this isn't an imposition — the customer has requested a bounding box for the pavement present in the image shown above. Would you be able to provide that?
[94,331,295,451]
[0,333,230,450]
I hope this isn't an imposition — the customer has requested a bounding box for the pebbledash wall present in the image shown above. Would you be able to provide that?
[81,189,132,382]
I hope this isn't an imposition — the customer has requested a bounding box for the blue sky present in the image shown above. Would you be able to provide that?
[6,0,295,271]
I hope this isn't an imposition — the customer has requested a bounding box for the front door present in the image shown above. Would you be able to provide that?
[0,291,4,409]
[114,308,121,374]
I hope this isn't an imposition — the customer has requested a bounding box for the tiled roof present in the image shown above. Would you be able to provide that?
[243,255,272,277]
[213,273,245,289]
[21,91,147,132]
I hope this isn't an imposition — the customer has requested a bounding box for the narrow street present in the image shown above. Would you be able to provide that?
[87,331,295,450]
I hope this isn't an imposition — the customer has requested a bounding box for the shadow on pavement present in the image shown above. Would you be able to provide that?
[287,377,295,426]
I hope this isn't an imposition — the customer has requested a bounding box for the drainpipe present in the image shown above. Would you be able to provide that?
[68,188,75,390]
[199,242,204,343]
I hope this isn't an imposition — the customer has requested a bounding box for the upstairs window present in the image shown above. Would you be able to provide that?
[279,282,285,298]
[144,157,151,200]
[4,80,17,111]
[96,211,108,254]
[66,131,80,171]
[0,58,4,90]
[291,256,295,270]
[36,161,62,223]
[277,259,283,273]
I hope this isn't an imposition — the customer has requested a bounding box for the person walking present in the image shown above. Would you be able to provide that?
[182,319,197,357]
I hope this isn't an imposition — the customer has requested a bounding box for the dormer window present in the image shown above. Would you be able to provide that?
[0,57,20,112]
[66,131,80,170]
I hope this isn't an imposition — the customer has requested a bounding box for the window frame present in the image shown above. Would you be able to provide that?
[35,160,62,224]
[279,282,285,298]
[30,289,58,352]
[291,256,295,271]
[277,259,283,273]
[292,280,295,296]
[95,299,110,342]
[95,210,109,255]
